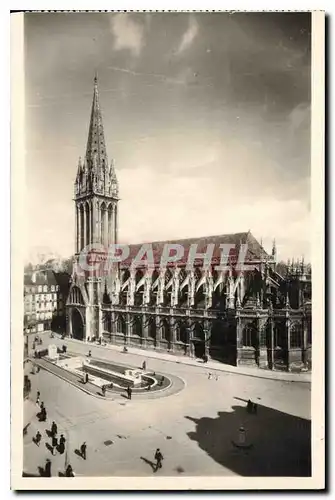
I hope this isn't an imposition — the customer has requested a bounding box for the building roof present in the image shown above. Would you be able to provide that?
[120,231,268,269]
[24,269,71,289]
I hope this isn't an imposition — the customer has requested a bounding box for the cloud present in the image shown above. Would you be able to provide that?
[177,17,199,54]
[117,159,311,261]
[110,14,144,57]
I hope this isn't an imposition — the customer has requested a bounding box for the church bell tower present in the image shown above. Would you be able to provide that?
[75,75,119,252]
[68,75,119,341]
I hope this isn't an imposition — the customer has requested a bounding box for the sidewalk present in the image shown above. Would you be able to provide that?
[52,334,311,384]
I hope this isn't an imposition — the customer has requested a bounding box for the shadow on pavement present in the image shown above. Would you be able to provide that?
[140,456,156,472]
[185,403,311,477]
[75,448,84,459]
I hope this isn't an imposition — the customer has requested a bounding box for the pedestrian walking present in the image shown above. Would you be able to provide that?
[39,407,47,422]
[215,373,219,381]
[142,361,146,371]
[80,442,87,460]
[126,386,132,400]
[58,434,66,454]
[40,401,45,410]
[154,448,164,472]
[65,464,75,477]
[34,431,42,446]
[44,458,51,477]
[102,385,106,397]
[88,350,92,357]
[52,435,58,455]
[208,372,212,380]
[51,421,57,437]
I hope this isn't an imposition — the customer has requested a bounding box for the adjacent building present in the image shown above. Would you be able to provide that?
[24,270,70,334]
[66,77,312,372]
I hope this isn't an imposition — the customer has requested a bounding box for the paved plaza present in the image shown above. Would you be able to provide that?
[23,333,311,477]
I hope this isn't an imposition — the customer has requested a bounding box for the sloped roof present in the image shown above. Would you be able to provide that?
[24,270,71,288]
[120,231,267,269]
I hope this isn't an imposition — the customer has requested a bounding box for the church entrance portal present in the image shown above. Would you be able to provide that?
[194,341,205,359]
[71,308,84,341]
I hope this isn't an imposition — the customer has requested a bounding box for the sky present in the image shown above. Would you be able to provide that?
[24,12,311,263]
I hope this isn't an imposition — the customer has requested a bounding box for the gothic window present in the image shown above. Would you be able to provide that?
[161,320,170,341]
[102,289,111,304]
[274,323,287,349]
[242,324,256,347]
[176,322,187,343]
[259,325,266,347]
[117,315,126,334]
[148,317,156,339]
[133,316,142,337]
[194,284,205,309]
[290,323,302,348]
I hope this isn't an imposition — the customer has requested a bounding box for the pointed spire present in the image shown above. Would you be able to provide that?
[86,74,107,162]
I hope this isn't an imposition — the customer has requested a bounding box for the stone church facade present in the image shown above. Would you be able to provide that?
[66,77,312,372]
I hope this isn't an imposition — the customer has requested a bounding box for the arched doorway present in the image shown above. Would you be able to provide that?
[71,308,84,340]
[193,322,205,359]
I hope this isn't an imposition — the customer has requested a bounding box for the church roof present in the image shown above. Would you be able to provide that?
[120,231,267,269]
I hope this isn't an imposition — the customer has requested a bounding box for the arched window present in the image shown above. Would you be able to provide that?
[242,324,256,347]
[176,322,188,343]
[133,316,142,337]
[134,270,144,306]
[194,284,205,309]
[103,313,112,332]
[274,322,287,349]
[117,315,127,334]
[290,322,302,348]
[161,319,170,341]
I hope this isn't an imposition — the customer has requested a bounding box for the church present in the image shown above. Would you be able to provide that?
[66,77,312,372]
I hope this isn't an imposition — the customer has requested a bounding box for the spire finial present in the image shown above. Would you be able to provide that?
[94,71,98,85]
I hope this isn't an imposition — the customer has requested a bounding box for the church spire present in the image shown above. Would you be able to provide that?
[86,74,107,163]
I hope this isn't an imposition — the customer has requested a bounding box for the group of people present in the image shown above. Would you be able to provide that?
[32,390,89,477]
[207,372,219,381]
